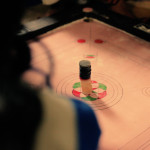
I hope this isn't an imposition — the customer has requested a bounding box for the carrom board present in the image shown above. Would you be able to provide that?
[23,17,150,150]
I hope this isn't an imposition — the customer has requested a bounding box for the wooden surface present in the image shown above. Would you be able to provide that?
[23,19,150,150]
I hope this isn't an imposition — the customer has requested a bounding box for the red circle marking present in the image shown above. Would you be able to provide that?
[95,39,104,43]
[77,39,86,43]
[86,55,95,59]
[98,91,107,99]
[91,80,98,84]
[72,89,81,97]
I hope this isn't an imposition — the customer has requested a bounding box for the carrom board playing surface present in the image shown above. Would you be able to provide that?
[23,18,150,150]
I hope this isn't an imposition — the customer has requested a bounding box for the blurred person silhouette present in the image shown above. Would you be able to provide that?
[0,0,101,150]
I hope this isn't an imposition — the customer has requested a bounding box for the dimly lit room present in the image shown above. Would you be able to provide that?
[1,0,150,150]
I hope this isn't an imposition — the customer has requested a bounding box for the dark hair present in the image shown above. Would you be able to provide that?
[0,1,42,150]
[0,37,31,79]
[0,0,31,79]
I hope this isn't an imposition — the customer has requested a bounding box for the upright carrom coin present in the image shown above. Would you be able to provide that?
[56,73,123,110]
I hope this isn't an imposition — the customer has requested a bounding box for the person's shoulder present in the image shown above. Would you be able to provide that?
[36,87,101,150]
[38,87,75,113]
[35,87,78,150]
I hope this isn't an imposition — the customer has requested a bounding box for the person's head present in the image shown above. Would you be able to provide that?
[0,37,31,80]
[0,0,31,80]
[0,1,42,150]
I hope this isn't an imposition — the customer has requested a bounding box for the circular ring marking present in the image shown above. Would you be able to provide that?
[56,73,123,110]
